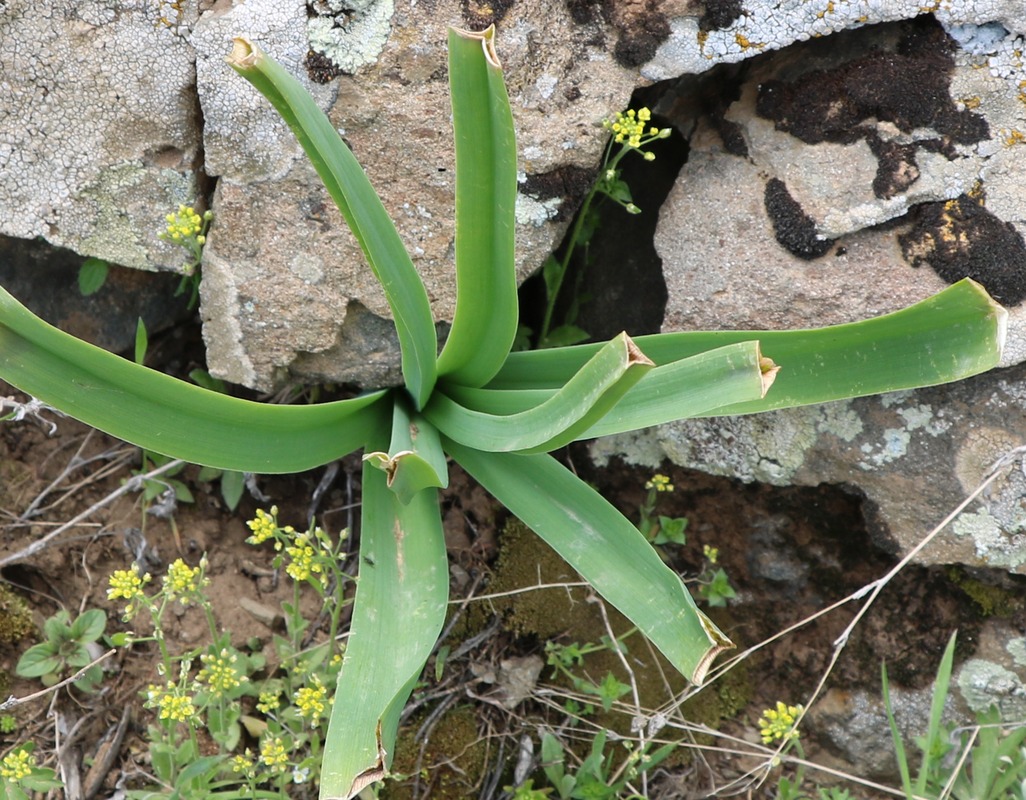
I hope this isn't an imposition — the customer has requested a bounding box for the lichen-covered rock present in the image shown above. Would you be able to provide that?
[0,1,204,270]
[641,1,1026,81]
[592,13,1026,573]
[593,362,1026,574]
[192,0,639,389]
[2,0,641,389]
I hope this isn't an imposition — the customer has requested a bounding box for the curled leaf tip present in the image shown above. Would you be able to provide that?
[450,24,501,69]
[227,37,260,70]
[758,353,780,396]
[622,333,655,368]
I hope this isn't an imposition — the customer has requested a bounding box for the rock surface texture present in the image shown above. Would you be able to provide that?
[0,1,203,271]
[594,7,1026,583]
[1,0,643,390]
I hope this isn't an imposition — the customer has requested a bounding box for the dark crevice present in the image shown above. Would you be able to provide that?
[517,81,686,346]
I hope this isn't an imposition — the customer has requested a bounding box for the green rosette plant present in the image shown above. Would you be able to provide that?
[0,26,1007,799]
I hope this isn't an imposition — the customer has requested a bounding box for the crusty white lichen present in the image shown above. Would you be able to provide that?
[307,0,394,74]
[643,1,1026,80]
[515,193,563,227]
[956,658,1026,718]
[1,1,199,269]
[952,508,1026,569]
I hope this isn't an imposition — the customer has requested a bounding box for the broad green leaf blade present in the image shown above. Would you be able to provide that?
[447,342,776,439]
[435,26,518,387]
[364,396,449,505]
[488,279,1006,415]
[0,286,388,472]
[446,439,733,684]
[321,461,448,800]
[425,332,653,452]
[227,39,437,409]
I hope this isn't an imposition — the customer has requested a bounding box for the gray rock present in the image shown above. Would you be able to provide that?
[2,0,640,390]
[641,2,1026,80]
[592,14,1026,573]
[594,363,1026,572]
[0,1,204,271]
[190,0,639,389]
[812,685,946,781]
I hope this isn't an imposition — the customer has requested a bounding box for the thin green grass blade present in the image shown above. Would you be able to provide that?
[227,39,437,408]
[320,460,448,799]
[434,26,518,387]
[446,439,733,684]
[0,286,388,472]
[488,279,1005,415]
[917,631,958,795]
[446,342,775,438]
[426,333,653,452]
[881,661,915,800]
[364,396,449,504]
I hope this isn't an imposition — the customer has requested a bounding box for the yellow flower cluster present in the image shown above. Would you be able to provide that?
[758,701,804,744]
[0,749,34,781]
[605,107,660,148]
[198,648,245,696]
[230,751,255,776]
[645,474,674,492]
[285,533,324,583]
[163,205,203,242]
[164,558,202,600]
[259,736,289,774]
[246,507,279,545]
[107,564,151,613]
[147,682,196,723]
[295,676,327,721]
[703,544,719,564]
[257,689,280,714]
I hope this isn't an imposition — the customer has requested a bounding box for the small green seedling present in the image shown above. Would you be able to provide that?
[77,257,109,296]
[15,608,107,692]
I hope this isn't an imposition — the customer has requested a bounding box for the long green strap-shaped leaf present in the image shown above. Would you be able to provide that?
[0,286,388,472]
[426,332,652,452]
[487,279,1006,415]
[446,439,733,684]
[446,341,777,439]
[321,458,449,800]
[435,26,519,387]
[363,396,449,505]
[228,39,438,409]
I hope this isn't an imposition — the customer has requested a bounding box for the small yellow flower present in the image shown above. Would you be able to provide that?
[645,474,674,492]
[0,749,34,781]
[259,736,289,774]
[162,204,202,240]
[758,701,804,744]
[197,648,245,696]
[285,533,323,583]
[246,506,278,545]
[257,689,281,714]
[147,681,196,723]
[703,544,719,564]
[107,564,151,612]
[164,558,203,601]
[603,107,658,148]
[230,751,254,775]
[295,675,327,722]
